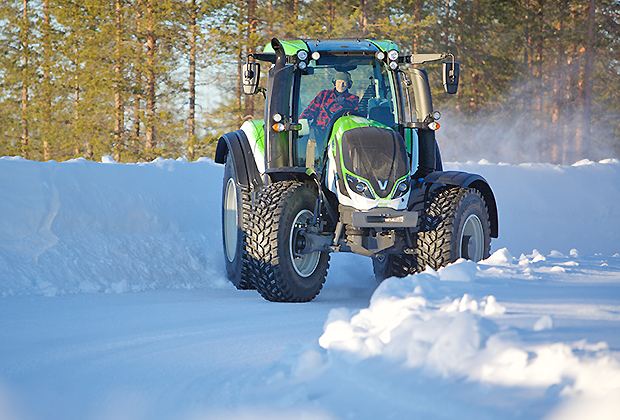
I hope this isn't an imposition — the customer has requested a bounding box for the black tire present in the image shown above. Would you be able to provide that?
[246,181,330,302]
[221,153,254,289]
[416,187,491,271]
[372,254,417,282]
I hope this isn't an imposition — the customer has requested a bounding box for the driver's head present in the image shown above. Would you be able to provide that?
[333,71,352,93]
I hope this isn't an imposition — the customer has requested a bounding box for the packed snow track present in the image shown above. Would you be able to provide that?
[1,157,619,420]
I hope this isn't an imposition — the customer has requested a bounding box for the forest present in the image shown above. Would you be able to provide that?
[0,0,618,163]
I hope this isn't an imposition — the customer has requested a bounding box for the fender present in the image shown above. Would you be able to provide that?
[214,130,262,189]
[421,170,499,238]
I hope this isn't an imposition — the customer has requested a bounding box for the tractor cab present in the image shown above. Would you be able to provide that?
[243,38,459,182]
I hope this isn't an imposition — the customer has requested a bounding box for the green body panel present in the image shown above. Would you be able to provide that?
[368,40,399,53]
[330,116,408,200]
[330,115,390,142]
[241,119,265,154]
[263,40,308,55]
[404,128,413,154]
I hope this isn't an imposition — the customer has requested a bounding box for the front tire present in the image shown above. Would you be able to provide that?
[246,181,330,302]
[221,154,254,289]
[416,187,491,271]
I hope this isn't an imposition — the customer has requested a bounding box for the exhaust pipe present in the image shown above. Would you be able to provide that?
[271,38,286,71]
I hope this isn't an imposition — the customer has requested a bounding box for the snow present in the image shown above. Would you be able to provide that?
[0,157,228,297]
[1,157,619,419]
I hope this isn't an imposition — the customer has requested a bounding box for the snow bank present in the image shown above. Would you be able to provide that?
[446,159,620,256]
[0,157,228,296]
[0,157,618,296]
[316,253,620,419]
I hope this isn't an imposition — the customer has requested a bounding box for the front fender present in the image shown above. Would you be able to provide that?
[214,130,262,189]
[423,171,499,238]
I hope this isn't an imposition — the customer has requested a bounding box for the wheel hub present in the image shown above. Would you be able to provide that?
[459,214,484,261]
[289,209,321,277]
[223,178,238,262]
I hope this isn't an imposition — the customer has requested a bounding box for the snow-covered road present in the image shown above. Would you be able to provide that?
[0,256,378,420]
[1,157,619,419]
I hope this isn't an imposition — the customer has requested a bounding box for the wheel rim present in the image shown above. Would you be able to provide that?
[289,209,321,277]
[224,178,238,262]
[459,214,484,261]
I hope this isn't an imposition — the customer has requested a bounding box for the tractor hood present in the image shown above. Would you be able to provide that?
[330,116,409,201]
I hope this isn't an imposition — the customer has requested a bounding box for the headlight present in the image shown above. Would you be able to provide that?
[346,174,374,199]
[387,49,399,61]
[375,51,385,61]
[393,178,409,198]
[296,50,308,61]
[311,51,320,60]
[297,61,307,69]
[389,61,398,70]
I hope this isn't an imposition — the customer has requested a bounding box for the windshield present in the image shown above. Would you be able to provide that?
[295,55,397,170]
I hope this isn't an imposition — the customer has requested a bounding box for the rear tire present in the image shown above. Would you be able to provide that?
[372,254,416,282]
[221,154,254,290]
[246,181,330,302]
[416,187,491,271]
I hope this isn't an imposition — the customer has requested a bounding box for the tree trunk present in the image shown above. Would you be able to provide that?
[535,0,544,115]
[74,58,83,157]
[132,0,143,158]
[360,0,368,37]
[467,0,480,112]
[563,23,579,164]
[579,0,595,160]
[523,0,532,114]
[244,0,257,119]
[20,0,29,159]
[443,0,451,48]
[328,0,334,34]
[187,0,197,160]
[114,0,125,161]
[145,0,156,155]
[42,0,51,160]
[549,0,568,164]
[412,0,421,53]
[236,47,243,122]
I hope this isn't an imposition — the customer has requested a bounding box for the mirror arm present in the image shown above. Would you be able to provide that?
[399,52,456,65]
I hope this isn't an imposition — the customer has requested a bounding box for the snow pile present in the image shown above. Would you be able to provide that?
[0,157,228,297]
[316,253,620,419]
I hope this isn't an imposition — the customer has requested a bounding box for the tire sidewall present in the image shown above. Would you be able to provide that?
[222,154,245,286]
[276,185,329,297]
[450,190,491,261]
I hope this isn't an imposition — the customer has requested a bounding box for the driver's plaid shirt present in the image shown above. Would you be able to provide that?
[300,89,359,128]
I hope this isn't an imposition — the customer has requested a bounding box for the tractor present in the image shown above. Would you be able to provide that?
[215,38,498,302]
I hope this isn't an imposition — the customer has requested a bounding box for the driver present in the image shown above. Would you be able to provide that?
[300,71,360,135]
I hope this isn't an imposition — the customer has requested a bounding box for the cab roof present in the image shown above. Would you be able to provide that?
[262,39,399,56]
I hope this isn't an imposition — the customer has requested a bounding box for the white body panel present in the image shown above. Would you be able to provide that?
[240,120,266,175]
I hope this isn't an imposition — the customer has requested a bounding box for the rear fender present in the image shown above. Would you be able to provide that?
[214,130,262,189]
[418,171,499,238]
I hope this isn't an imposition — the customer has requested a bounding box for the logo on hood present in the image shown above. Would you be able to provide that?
[378,180,389,191]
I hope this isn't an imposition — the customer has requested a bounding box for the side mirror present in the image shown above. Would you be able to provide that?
[243,62,260,95]
[442,61,460,94]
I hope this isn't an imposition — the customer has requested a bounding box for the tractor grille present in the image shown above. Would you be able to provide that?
[339,127,409,198]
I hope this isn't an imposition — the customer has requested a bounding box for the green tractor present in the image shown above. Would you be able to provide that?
[215,38,498,302]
